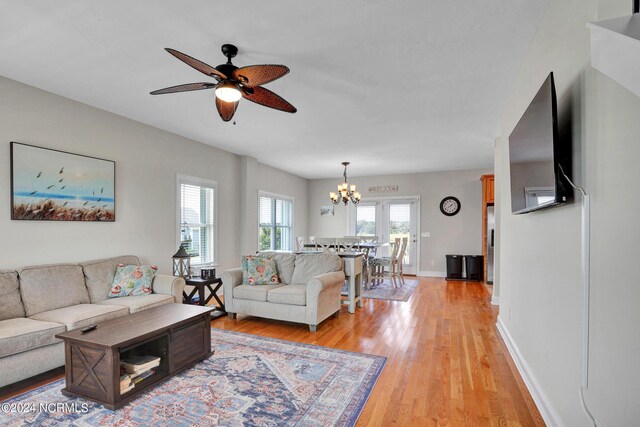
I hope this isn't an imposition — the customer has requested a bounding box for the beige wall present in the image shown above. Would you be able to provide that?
[238,157,309,255]
[0,76,308,273]
[308,168,491,275]
[495,0,640,425]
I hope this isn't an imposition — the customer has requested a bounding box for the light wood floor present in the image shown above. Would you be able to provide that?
[3,277,544,426]
[217,277,544,426]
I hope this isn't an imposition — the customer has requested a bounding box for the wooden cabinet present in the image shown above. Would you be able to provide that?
[480,175,495,283]
[482,175,495,205]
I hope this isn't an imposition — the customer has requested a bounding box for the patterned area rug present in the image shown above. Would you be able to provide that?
[343,277,419,302]
[2,329,386,427]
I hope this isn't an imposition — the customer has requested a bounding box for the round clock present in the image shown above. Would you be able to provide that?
[440,196,461,216]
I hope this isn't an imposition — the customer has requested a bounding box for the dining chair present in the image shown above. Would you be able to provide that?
[369,237,401,287]
[296,236,306,251]
[359,235,379,257]
[336,237,361,252]
[393,237,409,285]
[315,237,337,252]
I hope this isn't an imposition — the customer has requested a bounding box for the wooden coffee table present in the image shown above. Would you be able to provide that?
[55,303,213,410]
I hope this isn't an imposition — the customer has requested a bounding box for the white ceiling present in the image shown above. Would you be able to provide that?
[0,1,548,179]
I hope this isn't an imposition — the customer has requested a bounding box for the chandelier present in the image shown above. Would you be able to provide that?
[330,162,361,205]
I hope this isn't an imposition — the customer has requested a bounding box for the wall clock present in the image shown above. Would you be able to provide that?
[440,196,461,216]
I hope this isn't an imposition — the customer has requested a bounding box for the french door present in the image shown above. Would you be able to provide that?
[351,198,419,274]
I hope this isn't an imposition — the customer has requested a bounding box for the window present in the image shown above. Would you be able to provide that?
[259,193,293,251]
[178,176,216,266]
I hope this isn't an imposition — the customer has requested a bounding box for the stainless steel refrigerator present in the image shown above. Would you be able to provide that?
[486,206,495,284]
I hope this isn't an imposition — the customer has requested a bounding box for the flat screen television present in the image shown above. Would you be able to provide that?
[509,72,570,214]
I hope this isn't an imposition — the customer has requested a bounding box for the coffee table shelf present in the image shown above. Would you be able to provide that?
[55,303,213,410]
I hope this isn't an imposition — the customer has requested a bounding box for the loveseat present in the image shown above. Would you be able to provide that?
[222,252,345,332]
[0,255,185,388]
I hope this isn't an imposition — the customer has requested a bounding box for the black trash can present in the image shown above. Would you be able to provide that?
[465,255,484,281]
[446,255,464,280]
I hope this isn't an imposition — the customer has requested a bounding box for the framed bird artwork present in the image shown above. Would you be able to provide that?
[10,142,115,221]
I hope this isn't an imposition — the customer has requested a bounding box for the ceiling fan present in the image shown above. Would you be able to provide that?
[150,44,297,122]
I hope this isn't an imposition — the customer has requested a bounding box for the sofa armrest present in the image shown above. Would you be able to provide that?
[222,268,243,314]
[153,274,185,303]
[306,271,345,296]
[306,271,345,326]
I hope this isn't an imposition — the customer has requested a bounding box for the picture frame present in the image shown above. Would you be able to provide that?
[10,142,116,222]
[320,205,334,216]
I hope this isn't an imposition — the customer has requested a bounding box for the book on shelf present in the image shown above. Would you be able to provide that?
[120,355,161,374]
[120,374,131,390]
[120,382,134,394]
[132,369,155,384]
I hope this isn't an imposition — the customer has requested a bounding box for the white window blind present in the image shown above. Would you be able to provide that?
[179,180,215,265]
[259,194,293,251]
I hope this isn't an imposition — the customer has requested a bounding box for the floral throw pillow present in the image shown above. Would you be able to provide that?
[241,256,279,285]
[108,264,158,298]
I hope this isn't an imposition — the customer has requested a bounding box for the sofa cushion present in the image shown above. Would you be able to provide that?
[0,270,25,320]
[29,304,128,330]
[0,318,66,357]
[257,251,296,285]
[19,264,89,317]
[291,254,343,285]
[241,256,279,285]
[267,284,307,306]
[97,294,174,313]
[81,256,141,303]
[108,264,157,297]
[233,284,285,302]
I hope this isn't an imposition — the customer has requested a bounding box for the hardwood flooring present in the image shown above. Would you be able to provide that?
[1,277,544,426]
[216,277,544,426]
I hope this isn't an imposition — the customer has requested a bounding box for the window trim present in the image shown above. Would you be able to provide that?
[257,190,294,252]
[176,174,218,267]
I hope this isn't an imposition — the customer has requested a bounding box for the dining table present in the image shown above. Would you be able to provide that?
[302,241,390,252]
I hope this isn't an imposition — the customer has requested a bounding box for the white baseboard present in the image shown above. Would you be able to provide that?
[418,270,446,278]
[491,295,500,305]
[496,316,562,427]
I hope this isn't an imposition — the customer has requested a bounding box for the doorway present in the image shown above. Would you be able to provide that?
[350,197,419,274]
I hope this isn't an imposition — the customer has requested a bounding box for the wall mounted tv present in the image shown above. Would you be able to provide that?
[509,72,570,214]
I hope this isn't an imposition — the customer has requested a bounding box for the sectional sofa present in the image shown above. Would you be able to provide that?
[0,255,184,388]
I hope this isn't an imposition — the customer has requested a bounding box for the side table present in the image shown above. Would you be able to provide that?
[183,277,227,319]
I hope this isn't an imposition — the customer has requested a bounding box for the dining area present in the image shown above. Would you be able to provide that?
[294,235,410,313]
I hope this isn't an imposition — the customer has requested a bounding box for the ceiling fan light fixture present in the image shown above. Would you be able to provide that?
[151,44,296,122]
[215,81,242,102]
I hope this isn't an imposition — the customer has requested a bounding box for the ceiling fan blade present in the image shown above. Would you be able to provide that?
[233,65,289,86]
[150,82,215,95]
[165,48,227,79]
[242,86,297,113]
[215,97,238,122]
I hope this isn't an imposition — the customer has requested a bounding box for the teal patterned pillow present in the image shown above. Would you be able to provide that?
[241,256,279,285]
[108,264,157,298]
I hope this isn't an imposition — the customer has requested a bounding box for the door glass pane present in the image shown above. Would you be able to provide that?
[389,203,411,264]
[356,205,376,236]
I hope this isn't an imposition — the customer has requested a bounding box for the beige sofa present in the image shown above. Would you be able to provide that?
[0,255,185,388]
[222,252,345,332]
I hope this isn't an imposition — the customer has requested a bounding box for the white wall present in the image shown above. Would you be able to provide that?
[308,168,491,275]
[495,0,640,425]
[238,156,308,255]
[0,76,308,273]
